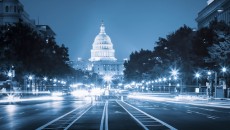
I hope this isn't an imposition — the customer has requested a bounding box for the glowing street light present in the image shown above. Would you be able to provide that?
[53,78,57,83]
[7,71,13,77]
[28,75,33,80]
[222,67,227,73]
[170,68,179,77]
[43,77,47,81]
[195,73,200,78]
[194,72,201,86]
[207,71,211,75]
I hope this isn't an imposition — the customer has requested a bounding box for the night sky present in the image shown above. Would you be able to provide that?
[20,0,207,61]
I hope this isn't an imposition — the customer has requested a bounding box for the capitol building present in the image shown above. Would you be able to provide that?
[74,23,124,80]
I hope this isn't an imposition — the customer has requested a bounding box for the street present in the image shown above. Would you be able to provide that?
[0,94,230,130]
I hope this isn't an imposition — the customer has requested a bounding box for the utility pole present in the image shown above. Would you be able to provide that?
[214,71,217,98]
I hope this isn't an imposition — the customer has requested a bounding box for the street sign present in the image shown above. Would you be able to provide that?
[195,88,199,93]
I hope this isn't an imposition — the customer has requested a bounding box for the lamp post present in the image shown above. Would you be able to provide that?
[28,75,33,92]
[170,68,180,93]
[207,71,212,97]
[195,72,201,87]
[7,66,15,92]
[221,67,227,97]
[7,71,13,92]
[43,77,48,91]
[195,72,201,94]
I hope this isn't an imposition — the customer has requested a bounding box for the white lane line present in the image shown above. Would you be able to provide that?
[185,106,226,113]
[36,103,90,130]
[19,112,24,114]
[188,110,219,119]
[64,105,93,130]
[141,120,158,122]
[120,101,177,130]
[145,124,163,126]
[100,102,106,130]
[117,101,149,130]
[145,108,155,109]
[105,101,108,130]
[100,101,108,130]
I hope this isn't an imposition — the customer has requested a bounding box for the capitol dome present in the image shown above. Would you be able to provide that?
[94,24,112,45]
[89,23,117,61]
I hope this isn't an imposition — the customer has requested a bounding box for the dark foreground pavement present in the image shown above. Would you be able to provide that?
[0,95,230,130]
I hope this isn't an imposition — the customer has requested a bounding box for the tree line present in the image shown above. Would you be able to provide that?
[0,22,96,85]
[124,20,230,85]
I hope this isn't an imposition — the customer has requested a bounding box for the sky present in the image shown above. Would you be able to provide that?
[20,0,208,61]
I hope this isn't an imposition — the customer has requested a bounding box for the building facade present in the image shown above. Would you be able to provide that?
[196,0,230,29]
[0,0,35,26]
[89,23,124,78]
[0,0,55,39]
[74,23,124,80]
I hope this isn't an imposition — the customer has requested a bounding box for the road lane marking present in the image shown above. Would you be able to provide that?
[145,124,164,126]
[36,103,90,130]
[188,110,219,119]
[100,101,108,130]
[117,101,149,130]
[100,102,106,130]
[19,112,24,114]
[117,100,177,130]
[64,105,92,130]
[105,100,108,130]
[185,106,226,113]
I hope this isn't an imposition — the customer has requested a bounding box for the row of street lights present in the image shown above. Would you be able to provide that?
[25,75,67,93]
[194,67,228,97]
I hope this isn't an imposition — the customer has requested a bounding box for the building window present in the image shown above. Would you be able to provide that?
[5,6,9,12]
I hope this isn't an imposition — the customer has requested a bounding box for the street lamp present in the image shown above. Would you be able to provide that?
[43,77,47,81]
[207,71,211,76]
[221,67,227,97]
[28,75,33,80]
[195,72,201,86]
[170,69,179,77]
[221,67,227,77]
[222,67,227,73]
[28,75,33,92]
[7,71,13,92]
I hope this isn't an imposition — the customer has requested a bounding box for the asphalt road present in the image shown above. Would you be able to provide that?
[0,95,229,130]
[126,98,230,130]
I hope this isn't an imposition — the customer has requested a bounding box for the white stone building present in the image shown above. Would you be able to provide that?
[89,23,124,78]
[74,23,124,80]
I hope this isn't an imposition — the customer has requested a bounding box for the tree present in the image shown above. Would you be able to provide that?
[207,23,230,66]
[124,49,153,82]
[0,22,75,83]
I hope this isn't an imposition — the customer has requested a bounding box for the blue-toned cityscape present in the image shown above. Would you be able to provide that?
[0,0,230,130]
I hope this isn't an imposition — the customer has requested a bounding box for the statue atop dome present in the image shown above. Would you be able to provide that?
[100,22,106,34]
